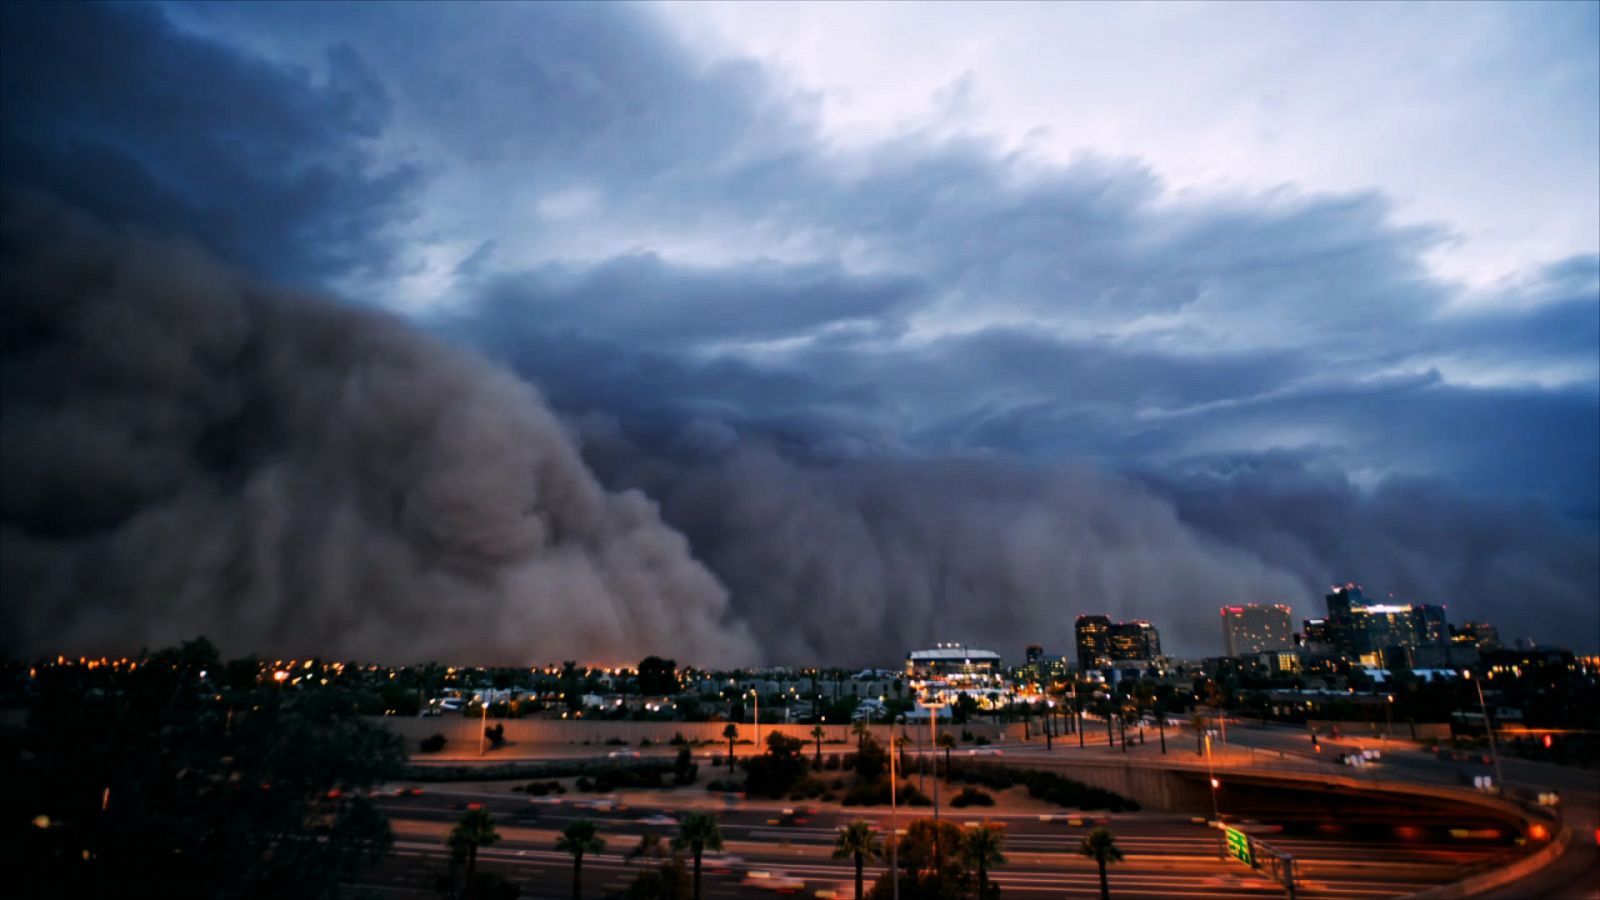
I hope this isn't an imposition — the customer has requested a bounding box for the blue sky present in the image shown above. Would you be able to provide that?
[2,1,1595,660]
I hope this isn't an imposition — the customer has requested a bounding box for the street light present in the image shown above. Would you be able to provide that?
[749,688,760,750]
[1384,695,1393,746]
[925,700,947,824]
[889,714,900,900]
[478,695,489,757]
[1204,733,1225,859]
[1462,671,1504,794]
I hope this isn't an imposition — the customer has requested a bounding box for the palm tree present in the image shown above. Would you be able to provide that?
[556,818,606,900]
[722,723,739,772]
[852,718,870,752]
[625,833,668,865]
[894,732,911,773]
[831,819,881,900]
[1078,827,1124,900]
[936,732,956,778]
[960,821,1008,900]
[446,807,501,890]
[673,811,724,900]
[811,725,827,765]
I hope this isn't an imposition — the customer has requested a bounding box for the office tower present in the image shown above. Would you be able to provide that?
[1075,615,1111,670]
[1221,604,1294,656]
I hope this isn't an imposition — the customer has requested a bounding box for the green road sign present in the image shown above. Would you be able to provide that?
[1224,826,1254,867]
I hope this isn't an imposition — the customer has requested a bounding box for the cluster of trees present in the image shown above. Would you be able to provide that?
[444,788,1130,900]
[9,638,407,899]
[832,818,1125,900]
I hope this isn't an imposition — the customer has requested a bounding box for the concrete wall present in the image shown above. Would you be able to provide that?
[1007,757,1211,811]
[1307,719,1451,740]
[368,716,1014,750]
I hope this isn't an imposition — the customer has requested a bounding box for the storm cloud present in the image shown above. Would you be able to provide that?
[2,3,1595,662]
[0,193,757,665]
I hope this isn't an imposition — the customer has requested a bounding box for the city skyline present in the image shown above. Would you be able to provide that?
[1,2,1596,665]
[5,6,1596,900]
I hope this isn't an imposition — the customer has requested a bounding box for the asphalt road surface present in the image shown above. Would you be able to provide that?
[348,783,1520,899]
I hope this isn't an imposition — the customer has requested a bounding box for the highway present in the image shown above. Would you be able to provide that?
[349,782,1518,899]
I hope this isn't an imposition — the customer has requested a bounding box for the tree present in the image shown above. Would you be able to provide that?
[447,808,502,889]
[672,745,697,786]
[556,819,606,900]
[936,732,956,778]
[854,733,888,783]
[619,858,691,900]
[954,693,980,724]
[811,725,827,765]
[743,732,809,798]
[626,833,670,865]
[13,638,406,900]
[722,723,739,772]
[672,811,724,900]
[960,822,1007,900]
[852,719,871,751]
[1189,712,1207,756]
[1078,827,1124,900]
[637,657,679,697]
[832,819,882,900]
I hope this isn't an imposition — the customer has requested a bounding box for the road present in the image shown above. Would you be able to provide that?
[350,783,1518,899]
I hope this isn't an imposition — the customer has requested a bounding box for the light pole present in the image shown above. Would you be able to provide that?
[1045,700,1054,750]
[889,714,900,900]
[926,701,946,824]
[749,688,761,750]
[478,694,488,757]
[1384,694,1393,746]
[1205,733,1225,858]
[1463,671,1504,794]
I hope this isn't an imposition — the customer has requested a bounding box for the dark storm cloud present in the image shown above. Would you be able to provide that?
[1154,459,1600,646]
[0,193,758,665]
[577,424,1599,662]
[0,2,419,286]
[472,254,927,347]
[4,2,1595,660]
[574,424,1309,663]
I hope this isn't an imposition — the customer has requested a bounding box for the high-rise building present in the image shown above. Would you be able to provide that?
[1074,615,1112,670]
[1108,620,1161,661]
[1411,604,1448,646]
[1078,615,1164,669]
[1452,621,1502,651]
[1324,584,1364,655]
[1301,618,1332,648]
[1025,644,1044,665]
[1221,604,1294,656]
[1322,583,1453,662]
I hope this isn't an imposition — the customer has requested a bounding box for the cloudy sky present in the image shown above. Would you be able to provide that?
[2,1,1595,663]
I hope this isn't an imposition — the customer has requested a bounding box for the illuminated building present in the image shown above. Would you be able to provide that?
[1075,615,1112,670]
[1323,583,1452,660]
[1221,604,1294,656]
[1108,620,1161,661]
[1452,621,1502,651]
[905,643,1007,707]
[905,644,1001,681]
[1076,615,1160,669]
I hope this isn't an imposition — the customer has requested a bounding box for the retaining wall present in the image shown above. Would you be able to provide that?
[367,717,1014,750]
